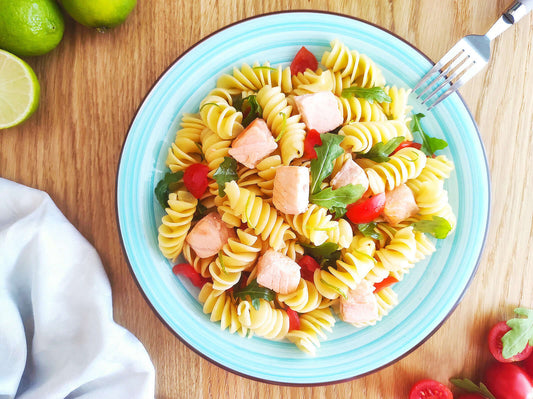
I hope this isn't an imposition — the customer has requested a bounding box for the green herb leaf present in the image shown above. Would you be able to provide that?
[411,113,448,156]
[360,136,405,163]
[199,102,221,111]
[450,378,496,399]
[310,184,365,215]
[218,252,226,273]
[252,66,277,71]
[310,133,345,194]
[213,157,238,197]
[341,86,392,104]
[233,279,275,310]
[413,216,452,239]
[241,95,263,128]
[319,278,347,299]
[193,202,208,221]
[332,206,347,219]
[300,242,341,269]
[275,112,287,143]
[154,171,184,209]
[357,223,383,240]
[502,307,533,359]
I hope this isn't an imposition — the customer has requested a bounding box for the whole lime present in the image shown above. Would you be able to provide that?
[0,0,65,57]
[60,0,137,31]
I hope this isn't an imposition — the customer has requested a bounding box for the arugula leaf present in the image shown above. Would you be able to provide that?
[213,157,238,197]
[360,136,405,163]
[357,223,383,240]
[411,113,448,156]
[233,279,275,310]
[154,171,184,209]
[240,95,263,128]
[193,202,208,221]
[218,252,226,273]
[252,66,277,71]
[413,216,452,239]
[199,102,221,111]
[275,112,287,143]
[300,242,341,269]
[310,184,365,215]
[341,86,392,104]
[502,307,533,359]
[450,378,496,399]
[332,206,347,219]
[310,133,345,194]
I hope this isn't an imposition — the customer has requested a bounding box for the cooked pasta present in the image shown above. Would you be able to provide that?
[339,120,413,154]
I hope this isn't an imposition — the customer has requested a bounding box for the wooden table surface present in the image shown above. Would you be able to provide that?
[2,0,532,397]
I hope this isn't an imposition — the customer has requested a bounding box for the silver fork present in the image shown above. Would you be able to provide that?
[414,0,533,109]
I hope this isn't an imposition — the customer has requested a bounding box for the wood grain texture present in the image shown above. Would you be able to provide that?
[1,0,532,397]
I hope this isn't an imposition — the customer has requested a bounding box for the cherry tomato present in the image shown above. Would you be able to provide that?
[522,355,533,379]
[298,255,321,282]
[183,163,209,199]
[409,379,453,399]
[302,129,322,160]
[290,46,318,75]
[346,192,386,224]
[456,395,485,399]
[373,276,399,293]
[484,362,533,399]
[172,263,209,288]
[391,140,422,155]
[286,307,301,331]
[488,321,533,363]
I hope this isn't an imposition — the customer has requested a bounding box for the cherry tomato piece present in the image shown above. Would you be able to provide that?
[346,192,386,224]
[298,255,321,282]
[286,307,301,331]
[522,355,533,380]
[391,140,422,155]
[290,46,318,75]
[488,321,533,363]
[456,395,485,399]
[373,276,399,293]
[302,129,322,160]
[183,163,209,199]
[409,379,453,399]
[484,362,533,399]
[172,263,209,288]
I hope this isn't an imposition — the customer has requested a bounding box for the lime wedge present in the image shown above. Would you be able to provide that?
[0,49,40,129]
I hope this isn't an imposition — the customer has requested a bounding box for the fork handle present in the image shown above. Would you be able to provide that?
[503,0,533,24]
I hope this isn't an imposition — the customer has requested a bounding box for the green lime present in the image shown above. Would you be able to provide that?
[0,49,40,129]
[60,0,137,31]
[0,0,65,57]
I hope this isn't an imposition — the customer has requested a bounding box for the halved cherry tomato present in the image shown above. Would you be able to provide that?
[346,192,386,224]
[183,163,209,199]
[373,276,399,293]
[172,263,209,288]
[409,379,453,399]
[484,362,533,399]
[302,129,322,160]
[488,321,533,363]
[290,46,318,75]
[286,307,301,331]
[298,255,321,282]
[391,140,422,155]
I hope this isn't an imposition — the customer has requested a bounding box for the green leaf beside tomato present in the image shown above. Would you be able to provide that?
[213,156,238,197]
[154,170,184,209]
[309,133,345,194]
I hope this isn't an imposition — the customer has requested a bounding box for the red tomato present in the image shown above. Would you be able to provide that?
[484,362,533,399]
[488,321,533,363]
[346,192,386,224]
[183,163,209,199]
[522,355,533,379]
[409,379,453,399]
[456,395,485,399]
[373,276,399,293]
[290,46,318,75]
[391,140,422,155]
[302,129,322,160]
[298,255,321,282]
[172,263,209,288]
[286,307,301,331]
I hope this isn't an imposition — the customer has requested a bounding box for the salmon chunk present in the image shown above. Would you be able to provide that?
[382,184,419,225]
[294,91,343,133]
[228,118,278,169]
[330,158,369,191]
[256,249,301,294]
[273,166,309,215]
[185,212,235,258]
[339,280,379,324]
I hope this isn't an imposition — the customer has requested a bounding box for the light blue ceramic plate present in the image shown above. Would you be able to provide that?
[117,11,490,385]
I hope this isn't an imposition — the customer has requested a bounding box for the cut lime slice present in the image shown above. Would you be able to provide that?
[0,49,40,129]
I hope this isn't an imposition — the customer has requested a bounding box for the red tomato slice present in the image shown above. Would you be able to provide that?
[391,140,422,155]
[290,46,318,75]
[409,379,453,399]
[346,192,386,224]
[484,362,533,399]
[488,321,533,363]
[286,307,301,331]
[183,163,209,199]
[302,129,322,160]
[522,355,533,380]
[172,263,209,288]
[373,276,399,293]
[298,255,321,282]
[456,395,485,399]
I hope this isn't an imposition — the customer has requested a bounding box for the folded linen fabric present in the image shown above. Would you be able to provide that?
[0,178,155,399]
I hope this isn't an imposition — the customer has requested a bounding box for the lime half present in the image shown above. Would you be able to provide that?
[0,50,40,129]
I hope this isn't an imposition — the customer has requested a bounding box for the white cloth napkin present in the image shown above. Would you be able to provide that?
[0,178,155,399]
